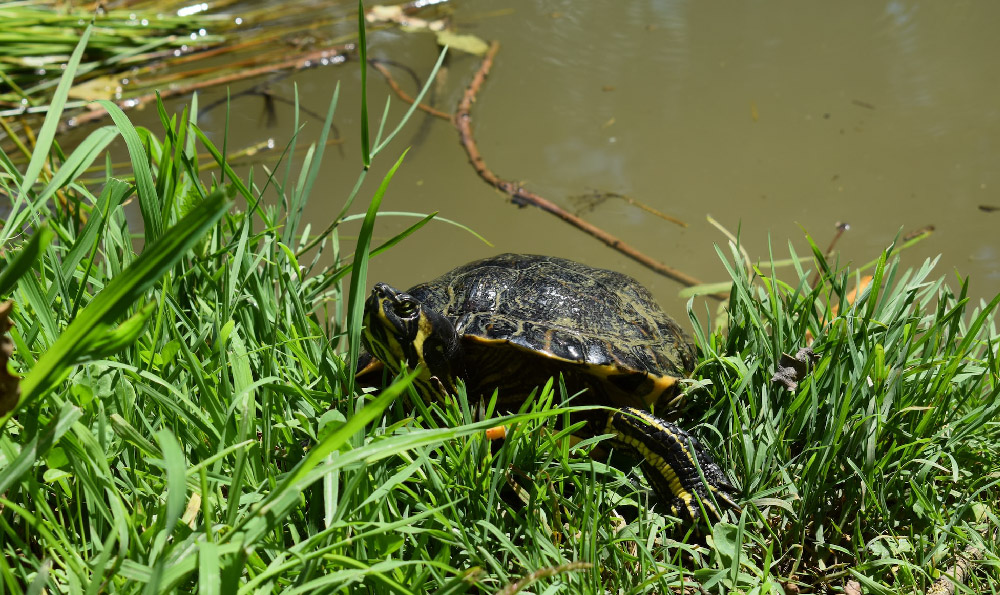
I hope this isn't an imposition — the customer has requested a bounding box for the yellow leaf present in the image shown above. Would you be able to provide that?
[68,76,122,101]
[435,31,489,56]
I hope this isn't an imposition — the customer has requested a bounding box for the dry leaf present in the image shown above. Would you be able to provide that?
[68,75,123,101]
[435,31,489,55]
[367,5,446,32]
[0,301,21,416]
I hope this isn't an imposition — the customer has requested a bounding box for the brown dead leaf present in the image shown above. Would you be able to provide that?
[0,301,21,416]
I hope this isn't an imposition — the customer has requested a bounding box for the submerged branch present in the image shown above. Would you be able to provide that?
[455,41,706,289]
[64,44,355,130]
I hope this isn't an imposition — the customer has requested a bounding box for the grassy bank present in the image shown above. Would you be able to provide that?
[1,21,998,595]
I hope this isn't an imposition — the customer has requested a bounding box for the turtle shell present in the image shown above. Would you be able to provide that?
[402,253,696,412]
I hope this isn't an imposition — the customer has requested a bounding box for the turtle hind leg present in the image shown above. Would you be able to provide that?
[607,407,739,523]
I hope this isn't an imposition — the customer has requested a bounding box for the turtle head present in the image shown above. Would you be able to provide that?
[362,283,464,393]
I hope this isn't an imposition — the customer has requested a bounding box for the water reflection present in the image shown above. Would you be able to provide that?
[167,0,1000,317]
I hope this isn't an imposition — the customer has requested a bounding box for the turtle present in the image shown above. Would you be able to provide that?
[359,253,737,522]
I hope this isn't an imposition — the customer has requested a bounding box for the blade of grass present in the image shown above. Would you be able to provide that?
[1,188,231,429]
[34,126,118,210]
[338,211,491,246]
[0,225,53,298]
[371,46,448,157]
[199,541,220,595]
[2,25,92,247]
[345,148,409,388]
[288,83,341,248]
[230,368,418,544]
[96,99,163,243]
[0,402,81,494]
[358,0,370,168]
[149,429,188,560]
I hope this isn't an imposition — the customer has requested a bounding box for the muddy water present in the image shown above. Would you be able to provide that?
[189,0,1000,322]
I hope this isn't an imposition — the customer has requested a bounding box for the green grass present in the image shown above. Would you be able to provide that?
[691,244,1000,591]
[1,20,999,595]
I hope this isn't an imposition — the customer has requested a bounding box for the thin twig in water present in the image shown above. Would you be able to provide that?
[612,191,687,226]
[824,221,851,257]
[456,41,706,290]
[809,221,850,289]
[369,59,452,121]
[571,190,687,227]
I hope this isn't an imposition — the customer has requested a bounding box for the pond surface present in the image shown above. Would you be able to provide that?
[186,0,1000,321]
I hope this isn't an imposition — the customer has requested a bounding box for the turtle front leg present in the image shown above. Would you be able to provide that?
[606,407,739,522]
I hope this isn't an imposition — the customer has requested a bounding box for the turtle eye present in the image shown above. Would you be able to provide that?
[394,299,419,318]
